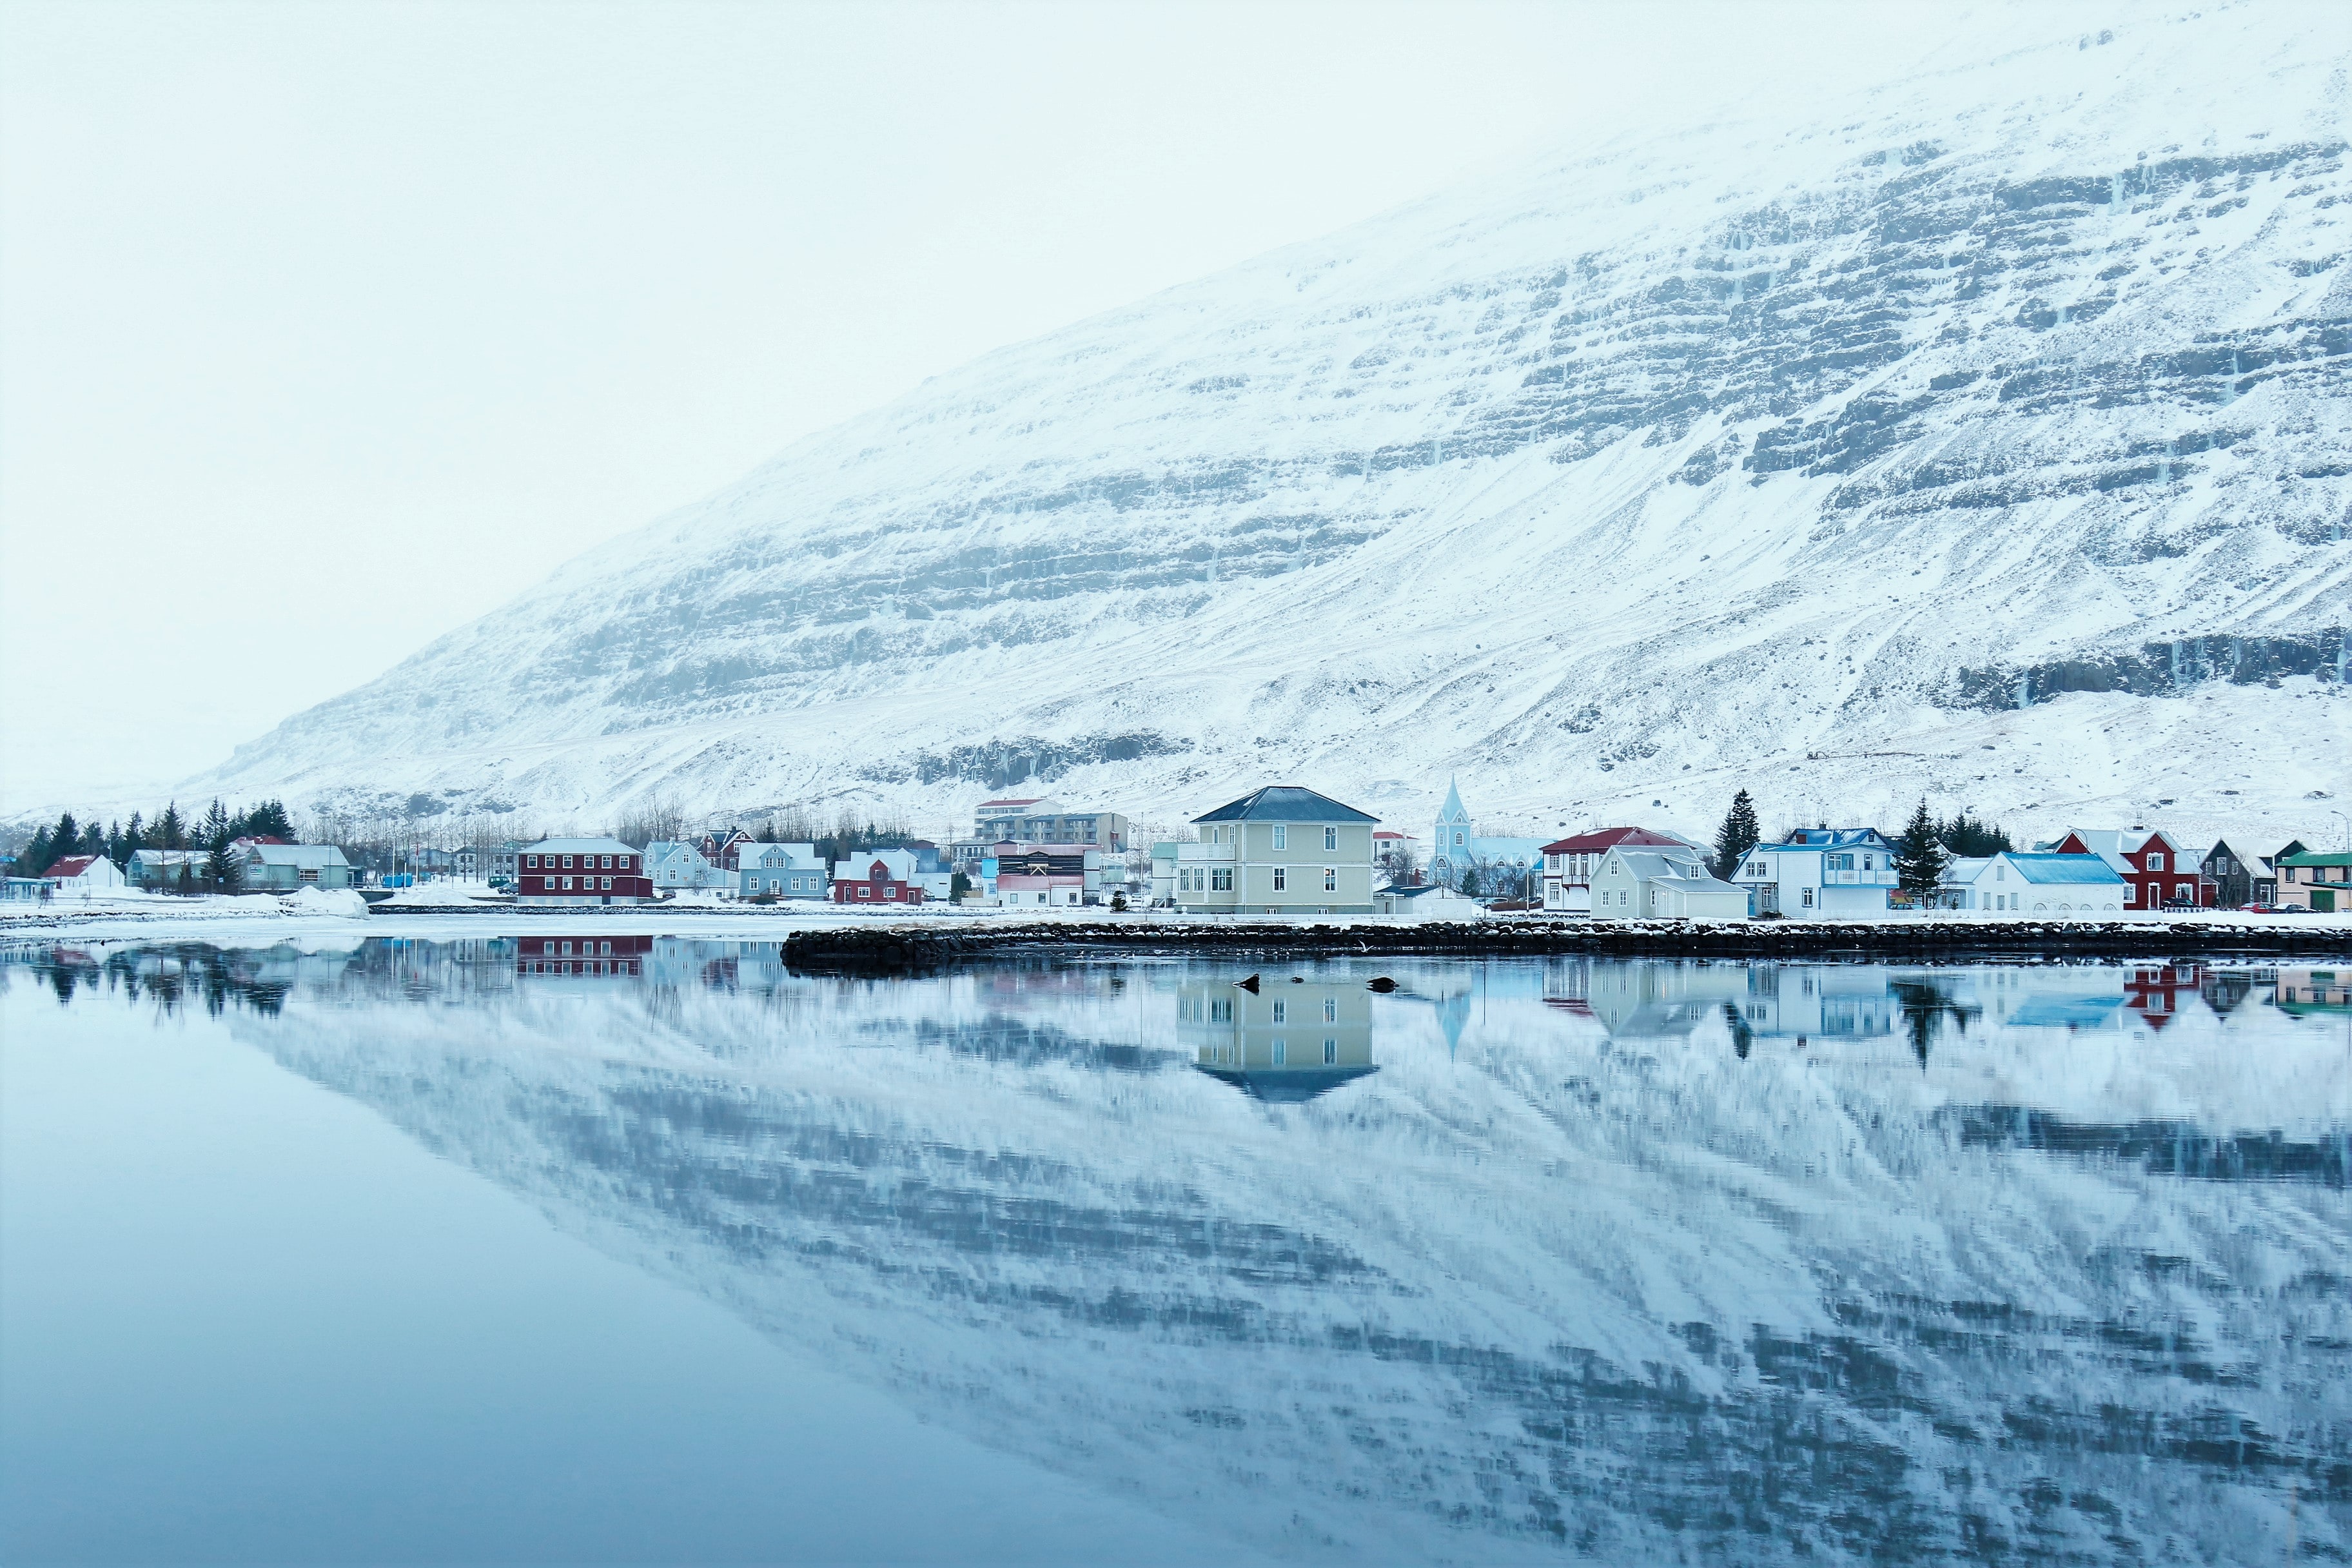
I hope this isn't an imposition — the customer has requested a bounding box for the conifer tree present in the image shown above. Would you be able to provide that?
[201,800,237,892]
[157,802,186,850]
[1894,799,1948,897]
[19,826,53,877]
[1712,789,1761,879]
[49,812,78,869]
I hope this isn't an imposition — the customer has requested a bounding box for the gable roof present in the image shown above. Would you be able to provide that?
[1193,786,1378,825]
[525,837,639,856]
[2003,852,2126,885]
[242,843,351,868]
[1437,778,1467,824]
[1540,825,1683,856]
[1757,827,1890,851]
[2278,850,2352,868]
[43,855,101,879]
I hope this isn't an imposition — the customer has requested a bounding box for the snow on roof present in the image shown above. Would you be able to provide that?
[43,855,100,879]
[2279,849,2352,867]
[2003,852,2126,885]
[525,837,640,855]
[241,843,352,868]
[1758,827,1889,850]
[1193,785,1378,824]
[976,798,1051,810]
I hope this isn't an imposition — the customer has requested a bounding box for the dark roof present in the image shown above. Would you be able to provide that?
[1540,825,1683,856]
[1194,1064,1379,1102]
[1192,786,1378,825]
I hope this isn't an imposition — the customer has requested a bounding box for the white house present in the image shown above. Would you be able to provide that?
[738,842,828,899]
[1589,845,1749,921]
[1945,852,2126,916]
[1733,828,1898,916]
[40,854,128,896]
[1373,884,1487,921]
[235,843,355,891]
[128,848,210,888]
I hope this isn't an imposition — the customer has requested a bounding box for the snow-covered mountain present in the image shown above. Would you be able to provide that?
[202,4,2351,842]
[210,946,2349,1563]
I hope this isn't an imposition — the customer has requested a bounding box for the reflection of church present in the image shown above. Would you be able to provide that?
[1429,779,1545,893]
[1175,979,1377,1101]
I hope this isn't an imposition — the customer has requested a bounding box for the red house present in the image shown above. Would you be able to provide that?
[830,854,925,906]
[2048,828,2212,910]
[516,837,652,905]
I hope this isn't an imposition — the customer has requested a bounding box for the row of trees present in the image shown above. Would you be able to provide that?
[12,799,295,887]
[1709,789,2014,894]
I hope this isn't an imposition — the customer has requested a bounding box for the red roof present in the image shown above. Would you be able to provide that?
[43,855,100,879]
[1538,826,1686,856]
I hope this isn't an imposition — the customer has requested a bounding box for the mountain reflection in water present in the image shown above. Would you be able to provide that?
[9,937,2349,1565]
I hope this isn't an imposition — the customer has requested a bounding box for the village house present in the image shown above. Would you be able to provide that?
[1540,827,1690,913]
[1589,843,1749,921]
[696,828,756,873]
[1429,780,1544,896]
[1944,851,2124,914]
[645,840,734,893]
[738,842,829,899]
[2201,835,2277,908]
[235,843,355,891]
[514,838,652,906]
[40,854,129,897]
[992,842,1101,906]
[1373,883,1486,921]
[1175,786,1378,916]
[2275,849,2352,913]
[1734,828,1898,916]
[128,848,210,889]
[973,798,1130,852]
[830,850,925,906]
[2045,828,2212,910]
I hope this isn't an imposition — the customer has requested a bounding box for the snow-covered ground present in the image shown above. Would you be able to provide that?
[122,1,2348,855]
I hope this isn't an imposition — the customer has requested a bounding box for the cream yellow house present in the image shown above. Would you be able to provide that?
[1173,785,1379,916]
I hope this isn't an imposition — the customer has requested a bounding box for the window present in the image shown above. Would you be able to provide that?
[1324,997,1337,1022]
[1453,831,1464,847]
[1324,825,1338,851]
[2147,852,2164,871]
[1324,867,1337,892]
[562,877,574,890]
[1273,867,1287,892]
[1324,1039,1337,1064]
[600,877,612,890]
[1272,825,1287,850]
[1272,999,1286,1023]
[599,941,611,956]
[1272,1039,1286,1066]
[562,856,574,869]
[1801,887,1814,908]
[885,886,899,899]
[526,854,539,868]
[1210,997,1233,1023]
[1862,855,1873,870]
[1212,867,1233,892]
[856,886,870,899]
[2123,885,2136,904]
[2174,883,2192,902]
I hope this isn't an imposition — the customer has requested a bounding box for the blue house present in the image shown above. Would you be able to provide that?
[739,842,828,899]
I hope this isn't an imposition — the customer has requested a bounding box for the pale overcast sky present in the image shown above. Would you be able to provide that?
[1,1,2005,813]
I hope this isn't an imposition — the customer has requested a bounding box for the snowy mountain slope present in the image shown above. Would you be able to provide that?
[199,3,2352,841]
[222,950,2352,1563]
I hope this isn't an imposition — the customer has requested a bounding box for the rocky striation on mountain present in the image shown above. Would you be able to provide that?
[202,5,2351,839]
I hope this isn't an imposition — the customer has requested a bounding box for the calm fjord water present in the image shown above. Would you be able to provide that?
[3,937,2346,1566]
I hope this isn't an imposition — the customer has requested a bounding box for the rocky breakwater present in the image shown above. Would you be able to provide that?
[779,917,2351,972]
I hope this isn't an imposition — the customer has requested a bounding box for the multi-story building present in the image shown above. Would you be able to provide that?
[1732,828,1899,916]
[2275,849,2352,913]
[515,838,652,905]
[1540,826,1689,913]
[1173,786,1377,916]
[1944,851,2124,915]
[973,798,1130,852]
[992,843,1102,906]
[2046,828,2213,910]
[739,842,828,899]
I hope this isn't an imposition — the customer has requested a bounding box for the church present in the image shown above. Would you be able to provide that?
[1429,780,1547,895]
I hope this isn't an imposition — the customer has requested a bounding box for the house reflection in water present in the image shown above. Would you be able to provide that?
[1177,979,1376,1101]
[514,934,653,978]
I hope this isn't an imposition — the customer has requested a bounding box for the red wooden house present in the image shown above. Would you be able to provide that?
[830,854,925,906]
[2048,828,2212,910]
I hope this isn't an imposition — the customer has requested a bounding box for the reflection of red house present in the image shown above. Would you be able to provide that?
[516,934,652,977]
[2050,828,2212,910]
[2123,963,2203,1029]
[830,858,925,906]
